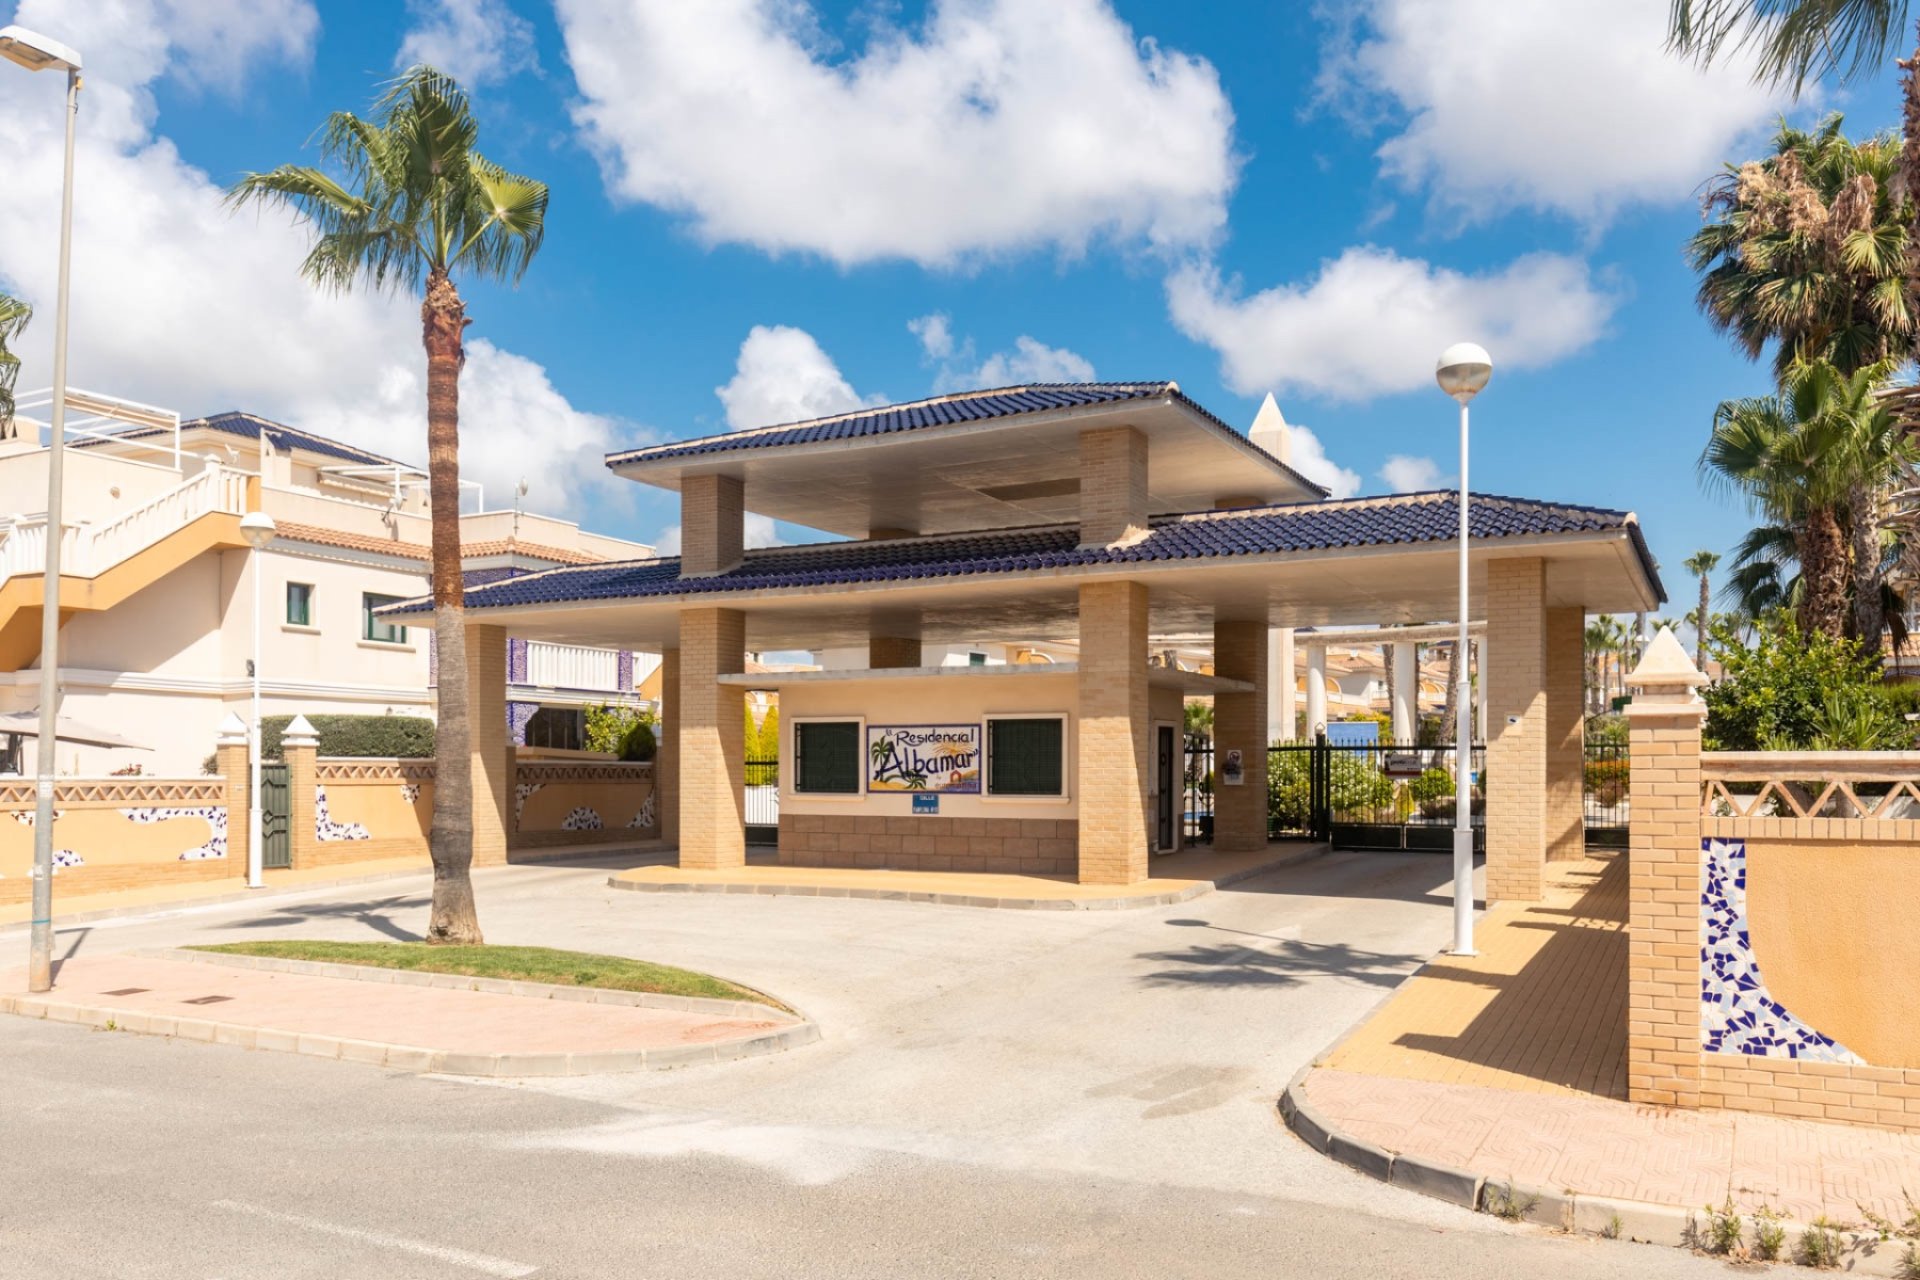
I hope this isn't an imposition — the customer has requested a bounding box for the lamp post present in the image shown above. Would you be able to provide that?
[239,510,277,888]
[1436,342,1491,957]
[2,24,82,994]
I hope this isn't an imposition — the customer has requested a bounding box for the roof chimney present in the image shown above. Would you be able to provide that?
[1248,393,1290,465]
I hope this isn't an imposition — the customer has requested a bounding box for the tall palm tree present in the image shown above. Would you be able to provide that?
[1668,1,1908,92]
[229,67,548,945]
[1682,549,1722,670]
[0,292,29,437]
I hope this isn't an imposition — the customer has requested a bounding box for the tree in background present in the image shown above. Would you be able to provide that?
[230,67,549,945]
[0,292,28,437]
[1702,611,1903,748]
[1683,550,1723,670]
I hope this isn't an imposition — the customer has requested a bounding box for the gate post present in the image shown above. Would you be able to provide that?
[1312,729,1331,843]
[216,714,250,880]
[284,715,318,870]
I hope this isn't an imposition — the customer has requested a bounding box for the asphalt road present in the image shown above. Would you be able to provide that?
[1,852,1728,1278]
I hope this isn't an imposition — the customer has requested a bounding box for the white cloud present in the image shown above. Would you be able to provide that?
[1284,424,1362,500]
[911,315,1096,392]
[0,0,630,515]
[715,325,884,430]
[908,313,955,361]
[651,514,780,558]
[398,0,538,86]
[1166,248,1620,400]
[1318,0,1785,225]
[1379,454,1442,492]
[556,0,1238,267]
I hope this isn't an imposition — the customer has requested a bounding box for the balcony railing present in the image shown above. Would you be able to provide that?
[525,641,620,692]
[0,465,247,581]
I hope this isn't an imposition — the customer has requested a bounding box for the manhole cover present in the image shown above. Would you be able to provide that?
[101,988,148,996]
[181,995,232,1005]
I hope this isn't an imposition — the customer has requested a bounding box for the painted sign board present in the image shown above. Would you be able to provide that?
[868,724,982,794]
[1384,752,1425,778]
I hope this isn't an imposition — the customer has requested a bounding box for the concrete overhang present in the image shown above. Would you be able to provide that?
[715,664,1255,695]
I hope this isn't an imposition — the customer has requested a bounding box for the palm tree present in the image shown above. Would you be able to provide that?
[229,67,548,945]
[0,292,29,437]
[1668,1,1908,92]
[1683,550,1723,670]
[1688,116,1911,382]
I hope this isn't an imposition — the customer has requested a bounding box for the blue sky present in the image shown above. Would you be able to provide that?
[0,0,1903,614]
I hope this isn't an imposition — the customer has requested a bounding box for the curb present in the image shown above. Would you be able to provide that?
[607,844,1328,913]
[1278,1069,1913,1275]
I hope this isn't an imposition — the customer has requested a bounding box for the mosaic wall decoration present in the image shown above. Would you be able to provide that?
[507,700,538,747]
[514,782,541,826]
[123,806,228,861]
[400,783,420,805]
[628,789,656,829]
[314,786,371,843]
[560,807,603,831]
[1701,837,1860,1061]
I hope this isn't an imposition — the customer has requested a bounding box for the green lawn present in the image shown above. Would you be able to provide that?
[189,941,784,1009]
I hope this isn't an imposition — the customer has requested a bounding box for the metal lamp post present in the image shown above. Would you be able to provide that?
[239,510,277,888]
[1436,342,1492,957]
[2,23,83,994]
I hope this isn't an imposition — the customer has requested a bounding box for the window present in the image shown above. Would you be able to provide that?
[794,720,861,794]
[968,651,988,666]
[987,716,1066,797]
[523,707,584,751]
[286,582,314,627]
[362,593,408,644]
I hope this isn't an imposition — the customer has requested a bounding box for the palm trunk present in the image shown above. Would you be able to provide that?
[1437,640,1463,742]
[1800,505,1851,642]
[1848,479,1886,653]
[1696,573,1712,673]
[423,268,482,946]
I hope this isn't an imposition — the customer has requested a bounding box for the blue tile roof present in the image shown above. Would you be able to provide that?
[385,491,1663,616]
[605,381,1329,497]
[79,411,418,471]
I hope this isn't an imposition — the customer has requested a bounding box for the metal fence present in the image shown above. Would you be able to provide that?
[1584,741,1629,849]
[744,754,778,846]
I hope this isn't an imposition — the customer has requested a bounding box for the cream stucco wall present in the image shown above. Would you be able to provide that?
[778,673,1080,822]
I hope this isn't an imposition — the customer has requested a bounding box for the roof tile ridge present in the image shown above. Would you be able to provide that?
[1154,491,1446,525]
[738,520,1080,559]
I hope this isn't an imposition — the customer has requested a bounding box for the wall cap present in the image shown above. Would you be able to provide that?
[1628,625,1708,692]
[282,713,319,750]
[215,712,248,746]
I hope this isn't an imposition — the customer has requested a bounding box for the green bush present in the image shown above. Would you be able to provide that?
[261,714,434,759]
[1268,749,1394,826]
[1585,713,1629,746]
[1703,613,1898,751]
[1409,768,1454,805]
[585,704,657,761]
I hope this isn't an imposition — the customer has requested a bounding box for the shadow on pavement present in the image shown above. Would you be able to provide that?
[225,893,430,942]
[1134,935,1427,990]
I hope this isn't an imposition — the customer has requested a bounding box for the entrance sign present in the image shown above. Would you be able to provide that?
[912,793,940,815]
[1221,748,1245,786]
[868,724,982,793]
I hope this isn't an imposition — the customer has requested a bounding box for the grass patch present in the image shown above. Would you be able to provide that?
[189,941,786,1010]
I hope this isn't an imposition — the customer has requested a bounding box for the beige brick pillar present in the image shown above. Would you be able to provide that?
[465,623,512,866]
[1212,619,1270,852]
[869,635,922,668]
[1078,580,1150,884]
[215,715,251,878]
[1485,558,1548,902]
[284,716,318,870]
[678,608,747,870]
[657,647,679,849]
[1079,426,1148,548]
[1546,606,1586,863]
[1624,627,1709,1108]
[680,473,744,577]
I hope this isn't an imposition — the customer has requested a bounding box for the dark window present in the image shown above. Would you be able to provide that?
[794,720,860,794]
[988,717,1065,796]
[524,707,584,751]
[363,593,407,644]
[286,582,313,627]
[968,651,987,666]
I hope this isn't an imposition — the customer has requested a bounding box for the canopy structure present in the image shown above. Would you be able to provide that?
[0,708,152,750]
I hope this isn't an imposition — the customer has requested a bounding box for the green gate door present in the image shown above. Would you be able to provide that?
[259,762,291,869]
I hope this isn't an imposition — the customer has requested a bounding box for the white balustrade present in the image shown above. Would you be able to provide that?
[0,465,247,583]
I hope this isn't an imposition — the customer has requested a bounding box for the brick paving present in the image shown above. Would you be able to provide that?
[1304,851,1920,1223]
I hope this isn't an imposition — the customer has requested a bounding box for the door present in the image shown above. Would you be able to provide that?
[259,763,291,869]
[1154,724,1176,851]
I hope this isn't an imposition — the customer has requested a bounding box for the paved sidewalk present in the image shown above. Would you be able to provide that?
[1,952,805,1076]
[1290,852,1920,1235]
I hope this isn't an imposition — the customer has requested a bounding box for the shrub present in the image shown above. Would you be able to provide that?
[1704,613,1897,750]
[1585,713,1629,746]
[1584,756,1630,806]
[1268,748,1394,826]
[585,703,657,761]
[261,714,434,759]
[1409,768,1454,805]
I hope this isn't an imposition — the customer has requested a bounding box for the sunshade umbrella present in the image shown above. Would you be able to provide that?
[0,708,152,750]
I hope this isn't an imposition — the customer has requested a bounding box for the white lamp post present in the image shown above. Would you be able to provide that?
[1436,342,1491,957]
[3,23,82,994]
[239,510,276,888]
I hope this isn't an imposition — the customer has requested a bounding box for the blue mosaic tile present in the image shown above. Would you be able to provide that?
[1700,837,1859,1062]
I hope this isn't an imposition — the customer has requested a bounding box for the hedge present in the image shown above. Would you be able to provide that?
[261,714,435,759]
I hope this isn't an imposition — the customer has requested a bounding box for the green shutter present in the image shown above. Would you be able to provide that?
[795,721,860,794]
[989,718,1063,796]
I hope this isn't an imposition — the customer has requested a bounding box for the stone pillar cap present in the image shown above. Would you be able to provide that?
[215,712,248,745]
[1628,625,1707,692]
[282,714,319,748]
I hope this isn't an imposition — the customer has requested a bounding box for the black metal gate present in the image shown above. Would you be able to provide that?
[1584,741,1628,849]
[744,753,778,846]
[259,762,291,869]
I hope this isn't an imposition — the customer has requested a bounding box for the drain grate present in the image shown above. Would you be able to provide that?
[181,995,232,1005]
[101,988,149,996]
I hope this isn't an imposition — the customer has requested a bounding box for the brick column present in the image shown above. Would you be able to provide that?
[1485,558,1548,902]
[869,635,921,668]
[215,714,250,877]
[1078,580,1150,884]
[657,647,679,849]
[680,473,744,577]
[284,716,317,870]
[1546,606,1586,863]
[1079,426,1148,548]
[678,608,746,870]
[1624,628,1709,1108]
[1212,618,1269,852]
[465,623,512,866]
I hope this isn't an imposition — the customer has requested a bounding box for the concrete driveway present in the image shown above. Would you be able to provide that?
[1,851,1730,1277]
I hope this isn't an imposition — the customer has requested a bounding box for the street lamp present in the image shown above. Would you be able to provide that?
[1436,341,1491,958]
[3,23,83,995]
[239,510,277,889]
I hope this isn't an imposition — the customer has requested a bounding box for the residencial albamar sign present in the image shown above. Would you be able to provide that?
[867,724,982,794]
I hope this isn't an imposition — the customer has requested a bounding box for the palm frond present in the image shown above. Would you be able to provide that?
[1669,0,1910,90]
